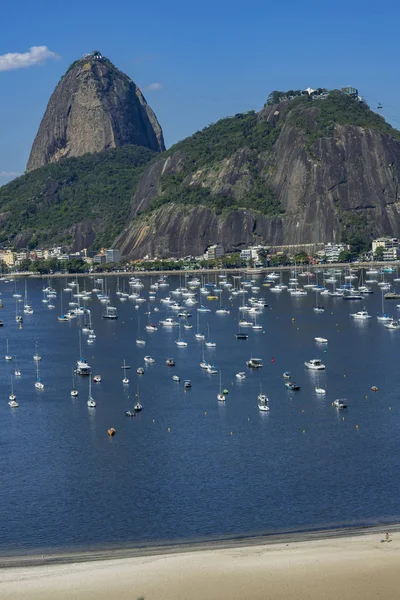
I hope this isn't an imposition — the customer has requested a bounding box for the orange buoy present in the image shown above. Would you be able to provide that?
[108,428,116,436]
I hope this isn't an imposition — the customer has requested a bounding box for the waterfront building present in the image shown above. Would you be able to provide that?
[204,244,224,260]
[372,237,399,261]
[106,248,121,263]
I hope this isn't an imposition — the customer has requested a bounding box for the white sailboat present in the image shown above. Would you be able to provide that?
[8,375,18,407]
[175,324,188,347]
[217,370,226,402]
[136,316,146,346]
[35,360,44,390]
[33,341,41,361]
[87,376,96,407]
[122,359,130,384]
[70,369,79,397]
[5,339,12,361]
[205,324,216,347]
[195,311,205,340]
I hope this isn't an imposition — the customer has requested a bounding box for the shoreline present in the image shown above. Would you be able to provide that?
[6,260,400,279]
[1,521,399,568]
[1,526,399,600]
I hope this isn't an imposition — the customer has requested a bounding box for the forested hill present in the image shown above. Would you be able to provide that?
[0,145,155,251]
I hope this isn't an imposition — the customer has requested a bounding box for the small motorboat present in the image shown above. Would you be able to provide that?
[144,356,155,363]
[125,410,136,417]
[246,358,263,368]
[93,375,102,383]
[304,359,325,370]
[313,306,325,313]
[235,333,249,340]
[350,309,371,319]
[315,387,326,395]
[236,372,246,380]
[8,399,19,408]
[184,380,192,388]
[172,375,180,382]
[371,386,378,392]
[137,367,145,375]
[166,358,175,366]
[314,337,328,344]
[385,320,400,330]
[107,428,116,436]
[282,371,291,379]
[206,365,218,375]
[285,381,300,391]
[333,399,347,410]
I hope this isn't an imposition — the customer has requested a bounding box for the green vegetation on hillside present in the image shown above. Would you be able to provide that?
[150,111,283,216]
[287,91,400,144]
[0,145,155,249]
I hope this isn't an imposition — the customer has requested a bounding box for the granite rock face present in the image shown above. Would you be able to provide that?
[116,101,400,258]
[27,53,164,171]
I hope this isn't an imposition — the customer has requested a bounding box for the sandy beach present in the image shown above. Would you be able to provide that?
[0,529,399,599]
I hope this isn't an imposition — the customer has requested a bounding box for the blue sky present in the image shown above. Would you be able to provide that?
[1,0,399,183]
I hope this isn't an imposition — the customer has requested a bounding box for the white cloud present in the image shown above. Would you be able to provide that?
[0,46,58,72]
[144,82,162,92]
[0,171,21,178]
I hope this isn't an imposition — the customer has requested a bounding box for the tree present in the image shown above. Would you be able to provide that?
[293,251,309,264]
[270,253,289,266]
[373,246,384,260]
[338,250,354,263]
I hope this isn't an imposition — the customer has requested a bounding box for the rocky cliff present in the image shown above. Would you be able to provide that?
[115,92,400,258]
[27,52,164,171]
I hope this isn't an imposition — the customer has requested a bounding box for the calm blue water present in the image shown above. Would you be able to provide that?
[0,272,399,553]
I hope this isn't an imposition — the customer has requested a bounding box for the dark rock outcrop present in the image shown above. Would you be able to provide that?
[27,52,164,171]
[115,101,400,258]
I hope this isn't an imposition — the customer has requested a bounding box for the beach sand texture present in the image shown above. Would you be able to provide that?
[0,533,398,599]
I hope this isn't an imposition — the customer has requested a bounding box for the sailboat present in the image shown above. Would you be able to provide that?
[23,281,33,314]
[121,359,130,384]
[5,339,12,361]
[313,285,324,313]
[235,312,249,339]
[145,305,157,331]
[217,370,225,402]
[136,316,146,346]
[205,324,216,347]
[15,299,23,323]
[377,288,392,322]
[175,324,188,347]
[87,376,96,407]
[75,330,92,375]
[215,291,230,315]
[8,374,18,407]
[315,371,326,395]
[58,289,68,321]
[195,311,205,340]
[33,341,41,361]
[35,360,44,390]
[70,369,79,397]
[134,385,143,411]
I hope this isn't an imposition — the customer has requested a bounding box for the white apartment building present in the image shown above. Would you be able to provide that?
[372,238,399,260]
[240,245,266,262]
[324,243,348,263]
[204,244,224,260]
